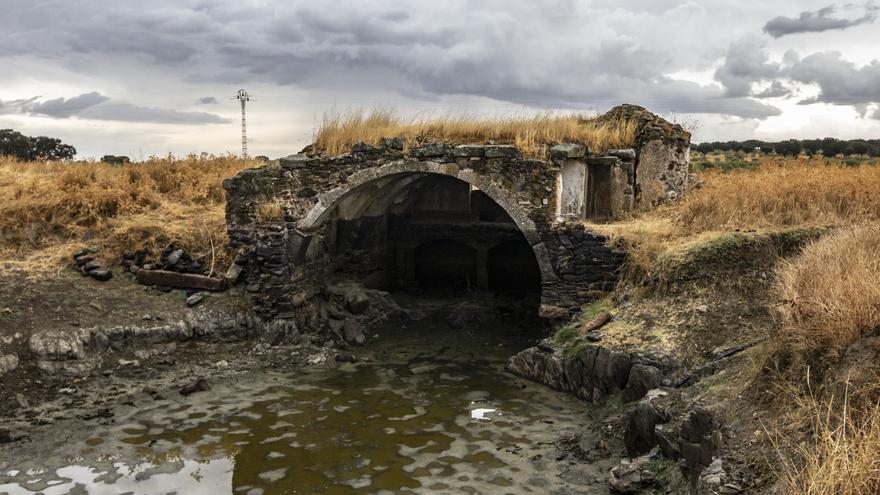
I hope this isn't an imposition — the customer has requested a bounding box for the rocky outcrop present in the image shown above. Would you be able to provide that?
[679,406,723,486]
[27,311,297,377]
[625,392,670,457]
[507,340,669,403]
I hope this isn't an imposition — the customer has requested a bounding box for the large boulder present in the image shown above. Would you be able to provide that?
[624,399,670,457]
[678,406,722,484]
[623,363,663,402]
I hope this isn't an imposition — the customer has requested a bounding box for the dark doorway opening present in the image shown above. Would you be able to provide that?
[586,163,613,221]
[414,239,477,291]
[487,240,541,293]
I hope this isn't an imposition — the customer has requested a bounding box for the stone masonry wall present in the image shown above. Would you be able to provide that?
[223,105,688,327]
[224,143,623,323]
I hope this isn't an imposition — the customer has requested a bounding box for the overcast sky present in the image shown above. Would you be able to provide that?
[1,0,879,158]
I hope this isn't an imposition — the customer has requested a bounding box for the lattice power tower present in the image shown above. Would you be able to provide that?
[233,89,250,158]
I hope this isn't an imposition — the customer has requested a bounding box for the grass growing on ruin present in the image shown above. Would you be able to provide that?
[0,155,258,275]
[312,108,638,158]
[255,197,285,224]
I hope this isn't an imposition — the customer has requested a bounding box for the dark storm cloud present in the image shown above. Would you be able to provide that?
[753,81,792,98]
[788,52,880,105]
[4,93,226,124]
[77,101,227,124]
[714,37,781,97]
[26,92,109,118]
[713,36,880,110]
[0,0,788,120]
[764,4,877,38]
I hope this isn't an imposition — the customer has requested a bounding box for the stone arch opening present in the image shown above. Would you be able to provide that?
[488,240,542,293]
[301,168,549,301]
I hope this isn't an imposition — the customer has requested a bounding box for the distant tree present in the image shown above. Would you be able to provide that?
[0,129,76,160]
[101,155,131,165]
[801,139,822,156]
[845,140,869,156]
[819,137,846,157]
[31,136,76,160]
[0,129,34,160]
[775,140,802,156]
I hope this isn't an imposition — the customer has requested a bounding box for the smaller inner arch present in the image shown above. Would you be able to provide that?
[414,239,477,291]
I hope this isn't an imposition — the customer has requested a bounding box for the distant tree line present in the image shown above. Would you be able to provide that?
[693,138,880,157]
[0,129,77,161]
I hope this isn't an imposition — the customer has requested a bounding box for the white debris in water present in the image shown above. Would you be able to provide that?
[258,467,288,482]
[470,408,497,421]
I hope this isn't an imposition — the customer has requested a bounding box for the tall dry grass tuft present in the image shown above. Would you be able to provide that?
[774,382,880,495]
[677,156,880,233]
[312,108,638,158]
[0,155,258,273]
[773,223,880,369]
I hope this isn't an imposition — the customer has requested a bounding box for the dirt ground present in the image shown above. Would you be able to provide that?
[0,266,250,423]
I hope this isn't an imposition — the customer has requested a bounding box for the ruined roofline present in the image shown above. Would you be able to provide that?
[290,140,636,165]
[304,104,685,160]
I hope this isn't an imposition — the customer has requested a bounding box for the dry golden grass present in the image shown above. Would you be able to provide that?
[255,197,285,224]
[592,156,880,280]
[773,223,880,367]
[678,156,880,233]
[774,382,880,495]
[312,108,637,158]
[0,155,258,275]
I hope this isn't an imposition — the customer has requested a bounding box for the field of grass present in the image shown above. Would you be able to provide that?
[592,155,880,280]
[312,108,638,158]
[0,155,258,275]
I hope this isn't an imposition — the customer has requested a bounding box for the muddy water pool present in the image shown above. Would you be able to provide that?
[0,313,617,494]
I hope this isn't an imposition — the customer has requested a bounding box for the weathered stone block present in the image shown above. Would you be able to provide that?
[453,144,486,157]
[550,143,587,159]
[483,145,518,158]
[608,148,637,161]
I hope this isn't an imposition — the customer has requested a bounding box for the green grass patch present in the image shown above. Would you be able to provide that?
[580,298,612,321]
[553,298,614,358]
[554,324,578,347]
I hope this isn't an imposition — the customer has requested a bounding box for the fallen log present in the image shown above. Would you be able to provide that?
[135,269,227,291]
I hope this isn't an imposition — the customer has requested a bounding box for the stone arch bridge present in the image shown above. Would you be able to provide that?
[223,105,689,322]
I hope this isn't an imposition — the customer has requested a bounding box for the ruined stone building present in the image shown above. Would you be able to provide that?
[224,105,690,324]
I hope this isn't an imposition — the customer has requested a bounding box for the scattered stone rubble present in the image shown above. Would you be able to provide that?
[72,248,112,282]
